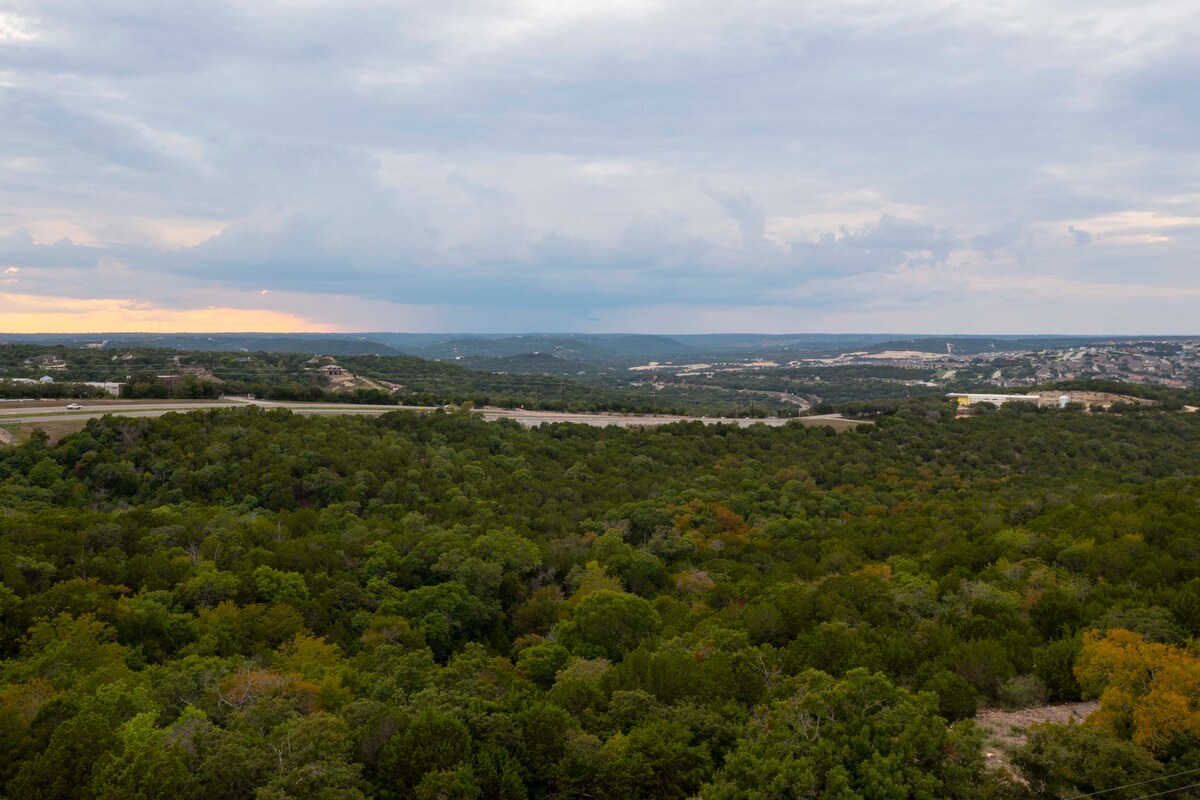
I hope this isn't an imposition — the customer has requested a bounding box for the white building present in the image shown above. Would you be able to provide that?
[83,381,126,397]
[946,393,1041,407]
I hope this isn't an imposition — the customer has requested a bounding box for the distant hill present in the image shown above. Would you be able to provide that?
[367,333,696,366]
[453,351,599,377]
[0,333,400,356]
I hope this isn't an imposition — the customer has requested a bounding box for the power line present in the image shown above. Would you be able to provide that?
[1127,780,1200,800]
[1063,768,1200,800]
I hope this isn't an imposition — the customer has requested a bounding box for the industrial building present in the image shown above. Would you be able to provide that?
[947,393,1041,407]
[948,391,1153,410]
[83,382,126,397]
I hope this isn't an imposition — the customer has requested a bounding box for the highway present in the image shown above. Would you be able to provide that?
[0,397,858,429]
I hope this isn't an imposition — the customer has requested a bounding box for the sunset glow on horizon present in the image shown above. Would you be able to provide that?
[0,293,333,335]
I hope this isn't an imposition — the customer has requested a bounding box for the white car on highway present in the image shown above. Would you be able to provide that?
[66,403,83,410]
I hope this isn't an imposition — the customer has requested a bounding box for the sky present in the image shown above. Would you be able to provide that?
[1,0,1198,334]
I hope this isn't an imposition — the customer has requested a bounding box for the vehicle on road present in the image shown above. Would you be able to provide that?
[66,403,83,410]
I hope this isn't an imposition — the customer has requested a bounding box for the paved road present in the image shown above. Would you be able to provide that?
[0,398,860,429]
[473,408,796,428]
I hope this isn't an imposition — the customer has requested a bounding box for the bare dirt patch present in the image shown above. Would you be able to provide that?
[792,415,866,432]
[976,701,1100,777]
[0,420,92,444]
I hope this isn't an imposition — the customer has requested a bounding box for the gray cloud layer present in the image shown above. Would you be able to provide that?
[1,0,1198,331]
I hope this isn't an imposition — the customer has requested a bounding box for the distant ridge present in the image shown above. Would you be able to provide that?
[367,333,695,365]
[5,332,1192,361]
[0,333,400,356]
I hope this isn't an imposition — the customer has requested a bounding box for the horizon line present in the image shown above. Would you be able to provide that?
[3,331,1200,339]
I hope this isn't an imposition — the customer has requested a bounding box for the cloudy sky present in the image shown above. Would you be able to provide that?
[1,0,1198,333]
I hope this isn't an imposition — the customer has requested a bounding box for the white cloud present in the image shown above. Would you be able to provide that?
[0,0,1197,331]
[0,12,37,42]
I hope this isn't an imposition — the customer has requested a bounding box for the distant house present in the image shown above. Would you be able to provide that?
[39,375,54,384]
[24,354,66,370]
[157,375,182,390]
[319,364,349,377]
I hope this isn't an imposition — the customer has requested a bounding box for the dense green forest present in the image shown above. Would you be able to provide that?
[1,403,1199,798]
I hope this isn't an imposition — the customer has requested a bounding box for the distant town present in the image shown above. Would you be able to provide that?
[625,338,1200,391]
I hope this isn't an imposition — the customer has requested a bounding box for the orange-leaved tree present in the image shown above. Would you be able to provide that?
[1075,628,1200,755]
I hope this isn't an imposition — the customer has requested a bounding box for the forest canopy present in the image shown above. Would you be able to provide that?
[1,404,1199,798]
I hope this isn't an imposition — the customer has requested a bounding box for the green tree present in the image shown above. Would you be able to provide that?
[378,708,473,797]
[8,684,156,800]
[255,713,368,800]
[1015,723,1163,799]
[702,669,989,800]
[253,566,310,605]
[558,590,661,660]
[88,712,197,800]
[515,641,571,689]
